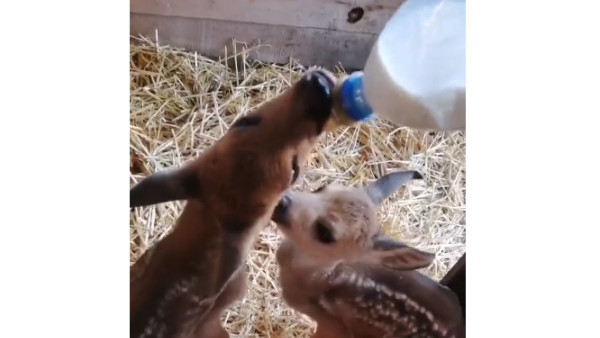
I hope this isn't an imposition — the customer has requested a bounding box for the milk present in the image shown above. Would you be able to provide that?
[333,0,466,131]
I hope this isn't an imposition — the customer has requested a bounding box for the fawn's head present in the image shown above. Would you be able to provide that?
[272,170,435,270]
[130,68,336,224]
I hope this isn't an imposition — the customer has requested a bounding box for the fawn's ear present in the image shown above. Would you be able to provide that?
[364,170,423,206]
[130,160,202,209]
[367,235,435,271]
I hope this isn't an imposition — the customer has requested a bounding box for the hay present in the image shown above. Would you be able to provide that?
[130,35,466,338]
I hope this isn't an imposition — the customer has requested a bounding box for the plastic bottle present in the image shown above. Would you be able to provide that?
[329,0,466,131]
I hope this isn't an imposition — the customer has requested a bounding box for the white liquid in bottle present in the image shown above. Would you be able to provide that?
[334,0,466,131]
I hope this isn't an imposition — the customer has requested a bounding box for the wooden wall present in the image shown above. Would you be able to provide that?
[130,0,406,70]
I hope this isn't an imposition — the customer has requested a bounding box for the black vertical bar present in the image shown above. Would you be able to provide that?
[440,253,466,319]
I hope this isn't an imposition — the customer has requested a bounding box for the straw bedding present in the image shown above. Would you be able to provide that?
[129,36,466,338]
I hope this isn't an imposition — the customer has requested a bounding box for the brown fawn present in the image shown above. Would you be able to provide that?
[271,171,465,338]
[130,68,338,338]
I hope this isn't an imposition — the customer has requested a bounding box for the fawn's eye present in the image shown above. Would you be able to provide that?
[314,221,335,244]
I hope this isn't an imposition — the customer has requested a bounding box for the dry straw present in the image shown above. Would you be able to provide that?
[130,35,466,337]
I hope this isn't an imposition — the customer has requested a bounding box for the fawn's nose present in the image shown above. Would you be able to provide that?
[302,68,335,98]
[297,68,336,132]
[272,194,292,226]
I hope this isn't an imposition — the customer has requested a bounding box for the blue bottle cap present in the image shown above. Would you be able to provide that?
[339,72,375,122]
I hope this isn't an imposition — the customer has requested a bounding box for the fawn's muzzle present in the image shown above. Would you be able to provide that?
[272,194,292,226]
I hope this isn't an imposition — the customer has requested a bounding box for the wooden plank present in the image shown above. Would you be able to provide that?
[130,0,406,34]
[131,13,379,70]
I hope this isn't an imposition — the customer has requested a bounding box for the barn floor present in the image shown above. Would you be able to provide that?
[129,36,466,337]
